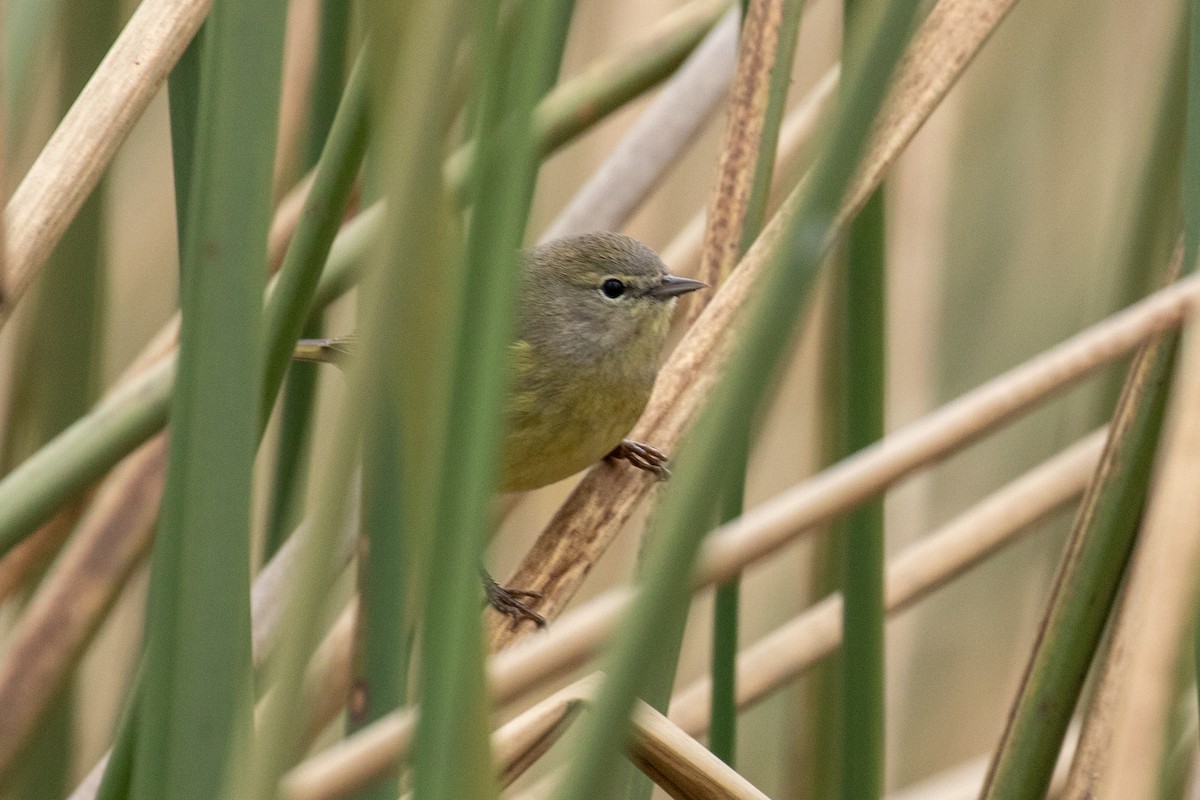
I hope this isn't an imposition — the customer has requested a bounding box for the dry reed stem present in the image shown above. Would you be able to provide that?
[660,65,841,277]
[505,771,561,800]
[983,243,1184,798]
[629,702,770,800]
[494,675,599,788]
[77,216,1200,800]
[1098,308,1200,797]
[300,599,359,744]
[294,673,764,800]
[0,505,81,601]
[0,174,325,774]
[540,9,739,241]
[1,0,209,325]
[254,599,360,757]
[535,0,730,153]
[692,0,785,298]
[389,684,588,800]
[282,711,416,800]
[251,505,359,667]
[272,0,318,198]
[501,733,1081,800]
[0,433,168,780]
[885,756,992,800]
[69,756,108,800]
[68,509,360,800]
[667,431,1103,734]
[1060,586,1128,799]
[0,313,186,778]
[281,430,1101,799]
[0,315,181,603]
[885,726,1078,800]
[487,256,1200,671]
[487,0,1025,652]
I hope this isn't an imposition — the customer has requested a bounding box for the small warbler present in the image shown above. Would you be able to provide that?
[295,231,705,624]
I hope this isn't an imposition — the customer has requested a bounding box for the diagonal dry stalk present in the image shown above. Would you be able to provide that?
[629,702,770,800]
[487,0,1025,652]
[480,257,1197,711]
[271,67,844,753]
[668,432,1103,734]
[541,8,738,241]
[1096,306,1200,796]
[660,65,840,277]
[0,433,167,778]
[278,429,1101,800]
[691,0,786,297]
[6,5,744,780]
[0,173,322,775]
[979,242,1185,799]
[1,0,209,327]
[496,702,774,800]
[0,0,733,691]
[0,138,318,610]
[239,59,846,761]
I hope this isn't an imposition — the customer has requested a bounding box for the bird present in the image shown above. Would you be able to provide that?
[294,231,705,625]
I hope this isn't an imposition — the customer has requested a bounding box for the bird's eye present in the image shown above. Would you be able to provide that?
[601,278,626,299]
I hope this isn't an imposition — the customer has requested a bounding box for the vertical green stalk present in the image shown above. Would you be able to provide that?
[800,263,853,800]
[552,1,922,797]
[263,0,352,560]
[349,19,414,795]
[980,14,1195,786]
[352,409,408,800]
[263,332,318,559]
[1184,0,1200,272]
[303,0,352,169]
[345,14,465,800]
[409,4,575,800]
[1185,0,1200,718]
[353,85,411,785]
[619,598,695,800]
[839,186,886,800]
[168,33,204,252]
[708,447,746,765]
[980,323,1177,800]
[128,1,287,798]
[710,0,805,768]
[0,2,117,795]
[738,0,805,253]
[837,1,888,795]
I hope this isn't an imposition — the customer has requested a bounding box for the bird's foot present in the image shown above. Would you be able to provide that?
[482,571,546,628]
[606,439,670,481]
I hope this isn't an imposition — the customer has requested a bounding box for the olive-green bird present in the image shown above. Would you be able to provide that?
[294,231,705,623]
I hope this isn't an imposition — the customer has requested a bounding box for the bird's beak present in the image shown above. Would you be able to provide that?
[647,273,707,299]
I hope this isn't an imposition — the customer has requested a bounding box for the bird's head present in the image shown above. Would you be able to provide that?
[520,232,706,371]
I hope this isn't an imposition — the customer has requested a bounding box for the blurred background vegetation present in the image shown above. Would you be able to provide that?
[0,0,1190,797]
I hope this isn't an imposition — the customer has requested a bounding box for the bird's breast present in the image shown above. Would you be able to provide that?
[500,342,655,492]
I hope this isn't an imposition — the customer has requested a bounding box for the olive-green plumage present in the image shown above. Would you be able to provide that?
[499,231,703,491]
[291,232,703,624]
[292,231,704,492]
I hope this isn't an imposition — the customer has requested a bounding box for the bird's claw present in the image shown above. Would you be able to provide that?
[482,571,546,628]
[606,439,671,481]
